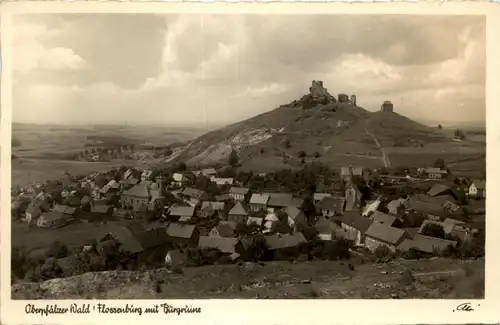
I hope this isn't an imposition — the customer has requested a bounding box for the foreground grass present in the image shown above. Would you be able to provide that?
[12,258,484,299]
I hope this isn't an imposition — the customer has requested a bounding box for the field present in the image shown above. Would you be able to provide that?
[12,257,484,299]
[11,123,208,186]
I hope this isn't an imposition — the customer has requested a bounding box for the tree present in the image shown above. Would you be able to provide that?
[298,151,307,158]
[454,129,466,140]
[433,158,446,169]
[46,241,69,259]
[229,149,239,167]
[421,223,445,239]
[438,124,443,129]
[178,162,187,172]
[284,139,291,148]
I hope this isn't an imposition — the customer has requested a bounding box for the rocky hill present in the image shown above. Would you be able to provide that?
[167,81,450,171]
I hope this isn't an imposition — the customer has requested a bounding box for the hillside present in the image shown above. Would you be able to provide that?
[166,84,465,172]
[12,258,483,299]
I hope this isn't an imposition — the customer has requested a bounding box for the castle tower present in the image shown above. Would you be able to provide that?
[381,100,394,113]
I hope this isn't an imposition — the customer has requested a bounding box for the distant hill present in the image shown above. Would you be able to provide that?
[168,82,454,171]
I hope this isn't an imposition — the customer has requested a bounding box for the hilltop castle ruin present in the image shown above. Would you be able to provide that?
[380,100,394,113]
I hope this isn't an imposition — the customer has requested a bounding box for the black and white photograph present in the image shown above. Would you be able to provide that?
[1,1,493,313]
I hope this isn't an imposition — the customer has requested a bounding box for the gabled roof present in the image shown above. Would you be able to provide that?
[427,183,452,197]
[418,219,455,235]
[169,205,195,217]
[123,184,150,198]
[211,224,235,237]
[387,198,406,211]
[340,166,363,176]
[229,187,250,195]
[406,199,446,216]
[314,193,331,201]
[341,211,373,233]
[398,234,457,254]
[266,193,294,207]
[201,201,225,211]
[264,233,307,250]
[120,178,139,185]
[229,202,248,216]
[366,223,407,245]
[316,197,344,214]
[215,194,231,202]
[370,211,396,225]
[286,206,304,220]
[247,217,264,226]
[198,236,240,254]
[403,227,420,239]
[201,168,217,176]
[91,204,113,214]
[173,173,185,182]
[166,223,197,239]
[471,179,486,189]
[52,204,77,215]
[290,197,304,208]
[109,225,169,254]
[220,221,238,230]
[315,216,340,234]
[182,187,204,198]
[249,193,270,205]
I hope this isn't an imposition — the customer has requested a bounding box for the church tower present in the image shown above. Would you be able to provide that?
[345,165,362,211]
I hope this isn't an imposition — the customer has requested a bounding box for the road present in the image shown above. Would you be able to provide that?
[363,120,392,168]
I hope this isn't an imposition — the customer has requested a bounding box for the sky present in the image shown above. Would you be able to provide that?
[11,14,486,127]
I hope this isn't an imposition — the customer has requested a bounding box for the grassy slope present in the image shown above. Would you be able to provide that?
[12,258,484,299]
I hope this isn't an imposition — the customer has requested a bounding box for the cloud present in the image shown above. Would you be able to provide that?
[11,14,486,126]
[13,20,86,71]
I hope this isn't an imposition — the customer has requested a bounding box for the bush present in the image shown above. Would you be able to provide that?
[314,152,321,158]
[298,151,307,158]
[46,241,69,259]
[421,223,445,239]
[374,245,391,259]
[401,248,423,260]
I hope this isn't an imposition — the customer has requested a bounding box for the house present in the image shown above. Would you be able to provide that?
[403,227,420,239]
[168,205,195,222]
[469,180,486,199]
[249,194,270,212]
[286,206,307,231]
[201,201,225,212]
[340,166,363,182]
[314,216,341,241]
[209,223,235,238]
[227,202,248,224]
[198,236,246,256]
[172,173,187,187]
[424,168,448,180]
[365,223,409,253]
[340,211,373,246]
[387,198,406,215]
[398,234,457,254]
[369,211,401,227]
[36,212,73,228]
[314,193,331,204]
[181,187,205,205]
[121,179,165,212]
[90,204,114,216]
[119,178,139,191]
[141,170,154,181]
[107,225,171,262]
[229,187,250,202]
[200,205,216,219]
[362,198,382,217]
[215,194,231,202]
[405,199,447,218]
[246,217,264,227]
[165,249,188,268]
[317,197,344,217]
[265,193,294,212]
[427,183,457,199]
[211,177,234,186]
[25,205,43,224]
[201,168,217,177]
[264,233,307,256]
[166,223,199,247]
[52,204,78,216]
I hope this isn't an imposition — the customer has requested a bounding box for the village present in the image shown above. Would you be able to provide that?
[10,151,486,284]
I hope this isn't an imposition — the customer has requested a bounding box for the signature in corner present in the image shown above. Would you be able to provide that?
[454,302,478,312]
